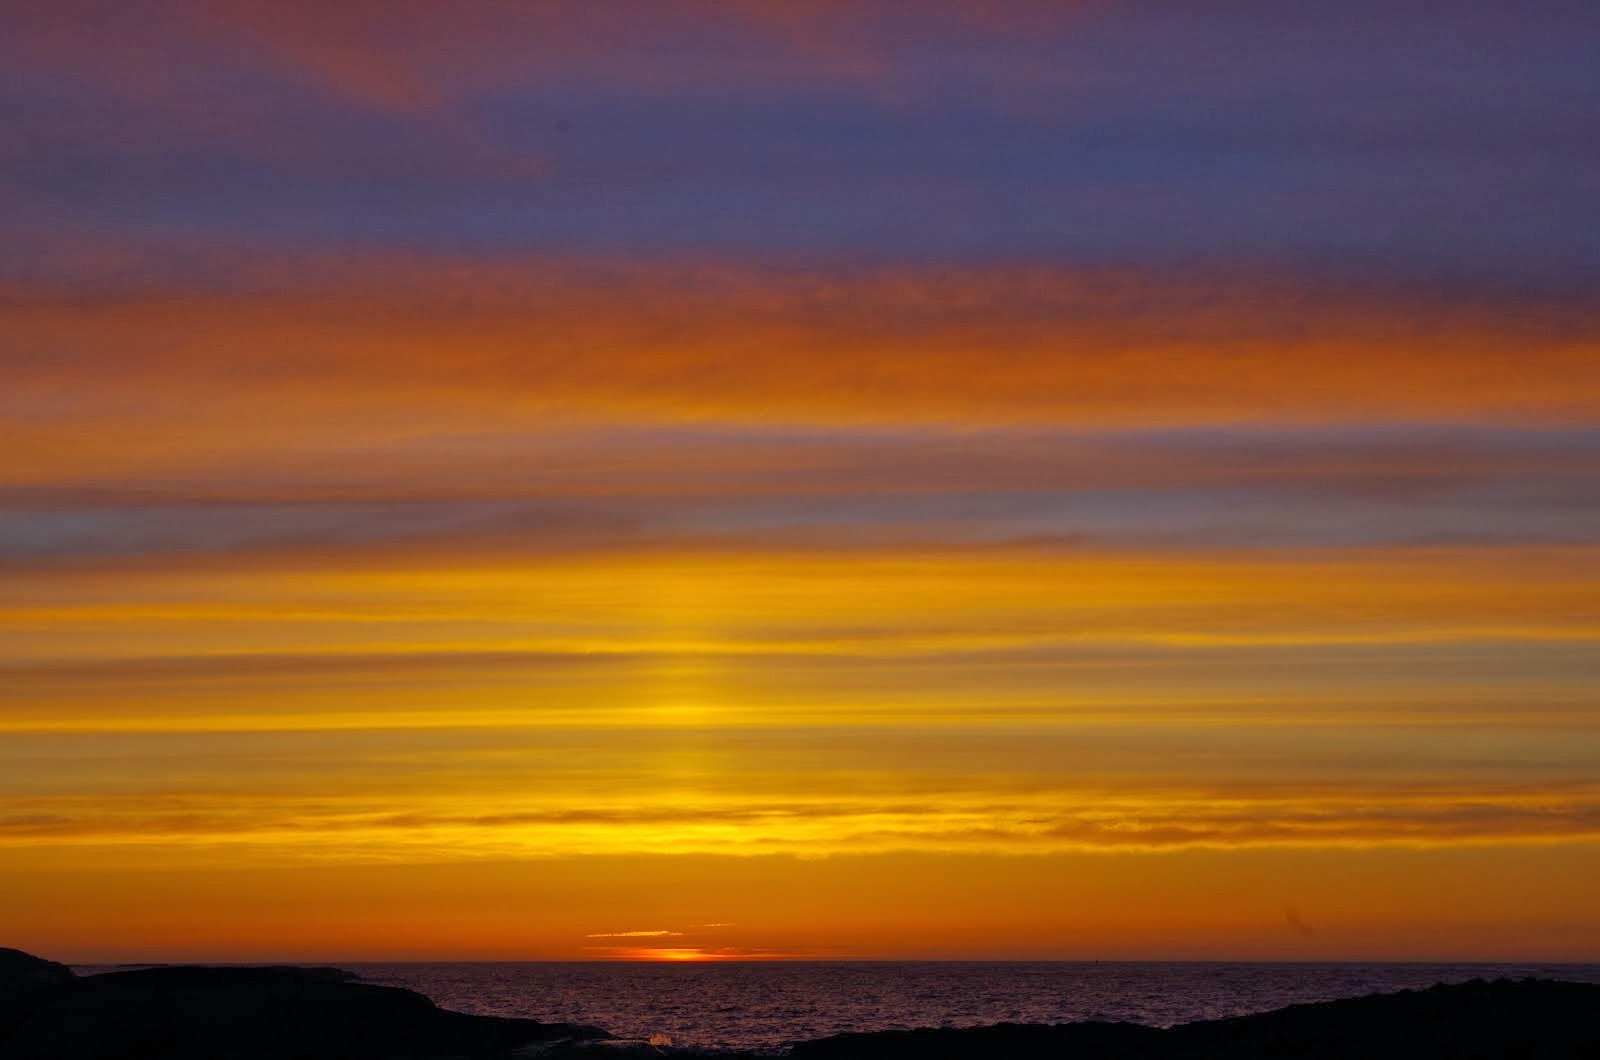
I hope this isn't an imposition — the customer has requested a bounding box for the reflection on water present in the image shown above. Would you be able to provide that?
[343,961,1600,1053]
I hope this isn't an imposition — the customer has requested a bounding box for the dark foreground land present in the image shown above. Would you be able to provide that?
[2,947,1598,1059]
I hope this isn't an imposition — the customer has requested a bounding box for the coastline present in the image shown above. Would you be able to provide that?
[8,949,1600,1059]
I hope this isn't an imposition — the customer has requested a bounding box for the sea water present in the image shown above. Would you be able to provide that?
[340,961,1600,1053]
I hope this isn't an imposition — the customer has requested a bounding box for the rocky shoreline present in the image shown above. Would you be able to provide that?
[3,947,1597,1059]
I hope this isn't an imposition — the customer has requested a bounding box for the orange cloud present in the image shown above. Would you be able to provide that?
[4,259,1596,492]
[5,545,1597,662]
[584,929,684,938]
[5,778,1599,863]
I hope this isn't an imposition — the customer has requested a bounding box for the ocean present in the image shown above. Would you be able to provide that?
[336,961,1600,1053]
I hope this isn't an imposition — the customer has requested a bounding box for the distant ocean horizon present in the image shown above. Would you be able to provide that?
[78,960,1600,1054]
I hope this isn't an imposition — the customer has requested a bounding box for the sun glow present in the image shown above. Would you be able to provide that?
[631,947,719,962]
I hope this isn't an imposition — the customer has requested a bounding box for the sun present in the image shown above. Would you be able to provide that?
[637,947,718,962]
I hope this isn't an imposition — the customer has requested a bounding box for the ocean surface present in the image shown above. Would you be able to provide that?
[335,961,1600,1053]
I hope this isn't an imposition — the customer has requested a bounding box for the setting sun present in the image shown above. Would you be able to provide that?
[638,949,718,963]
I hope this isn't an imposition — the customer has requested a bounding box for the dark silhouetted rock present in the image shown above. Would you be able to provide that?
[786,978,1600,1060]
[524,1040,681,1057]
[0,949,74,989]
[0,953,611,1060]
[1169,977,1600,1060]
[789,1019,1163,1059]
[4,948,1598,1060]
[0,949,77,1042]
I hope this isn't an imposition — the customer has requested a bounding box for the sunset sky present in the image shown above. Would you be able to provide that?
[3,1,1598,963]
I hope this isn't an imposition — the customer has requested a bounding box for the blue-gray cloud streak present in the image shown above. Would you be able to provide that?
[2,2,1597,284]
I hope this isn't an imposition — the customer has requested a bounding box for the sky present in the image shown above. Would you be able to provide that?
[2,0,1599,963]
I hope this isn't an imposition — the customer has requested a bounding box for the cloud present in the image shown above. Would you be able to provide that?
[4,259,1597,504]
[3,3,1597,275]
[0,1,1107,112]
[1,422,1597,571]
[583,929,684,938]
[5,785,1600,861]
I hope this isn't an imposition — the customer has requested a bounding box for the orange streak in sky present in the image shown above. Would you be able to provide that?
[4,262,1596,487]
